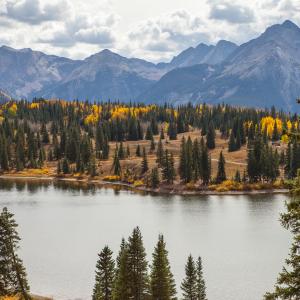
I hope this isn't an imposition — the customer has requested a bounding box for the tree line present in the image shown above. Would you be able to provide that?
[0,100,299,187]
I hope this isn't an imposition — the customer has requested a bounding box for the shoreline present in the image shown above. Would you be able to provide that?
[0,175,290,196]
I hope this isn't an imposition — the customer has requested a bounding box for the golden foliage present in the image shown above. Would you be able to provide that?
[30,103,40,109]
[133,180,144,187]
[260,116,282,136]
[103,175,121,182]
[8,103,17,116]
[281,134,289,143]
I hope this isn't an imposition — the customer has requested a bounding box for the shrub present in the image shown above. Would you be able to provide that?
[103,175,121,182]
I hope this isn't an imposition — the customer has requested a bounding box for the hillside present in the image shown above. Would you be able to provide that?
[140,20,300,111]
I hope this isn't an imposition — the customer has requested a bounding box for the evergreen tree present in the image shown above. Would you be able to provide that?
[127,227,149,300]
[192,139,201,181]
[185,137,193,183]
[179,137,187,181]
[150,235,177,300]
[196,257,207,300]
[228,130,236,152]
[145,126,153,141]
[156,138,164,167]
[0,134,9,171]
[150,137,156,152]
[272,120,280,141]
[168,121,177,140]
[216,151,226,183]
[118,142,125,160]
[57,160,62,174]
[62,158,70,174]
[206,122,215,150]
[112,149,121,176]
[136,145,141,157]
[234,170,241,183]
[181,255,197,300]
[0,207,30,299]
[141,148,149,174]
[41,123,49,144]
[89,155,97,177]
[93,246,115,300]
[114,239,130,300]
[201,139,210,185]
[264,197,300,299]
[162,151,175,184]
[150,167,160,189]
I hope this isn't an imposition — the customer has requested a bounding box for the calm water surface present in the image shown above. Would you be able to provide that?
[0,180,291,300]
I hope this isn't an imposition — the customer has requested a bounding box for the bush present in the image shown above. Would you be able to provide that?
[103,175,121,182]
[133,180,144,187]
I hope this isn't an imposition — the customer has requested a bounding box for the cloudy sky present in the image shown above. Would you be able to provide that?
[0,0,299,62]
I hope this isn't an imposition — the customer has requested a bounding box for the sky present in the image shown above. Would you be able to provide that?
[0,0,299,62]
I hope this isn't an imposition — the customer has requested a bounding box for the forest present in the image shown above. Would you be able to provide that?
[0,99,300,192]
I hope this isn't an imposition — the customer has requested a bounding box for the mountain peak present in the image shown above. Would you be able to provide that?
[281,19,298,29]
[216,40,237,47]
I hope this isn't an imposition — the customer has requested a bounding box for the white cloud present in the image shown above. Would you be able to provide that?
[210,2,255,23]
[2,0,71,24]
[0,0,299,62]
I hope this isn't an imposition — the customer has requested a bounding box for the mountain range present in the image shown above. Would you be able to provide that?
[1,20,300,111]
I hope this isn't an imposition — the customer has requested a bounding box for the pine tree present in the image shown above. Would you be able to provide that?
[141,148,149,174]
[201,139,210,185]
[156,138,164,166]
[181,255,197,300]
[162,151,175,184]
[127,227,149,300]
[89,155,97,177]
[196,257,207,300]
[168,121,177,140]
[192,139,201,181]
[145,126,153,141]
[93,246,115,300]
[185,137,193,183]
[41,123,49,144]
[114,239,130,300]
[0,134,9,171]
[228,130,236,152]
[216,151,226,183]
[150,137,156,152]
[0,207,30,299]
[136,145,141,157]
[62,158,70,174]
[234,170,241,183]
[57,160,61,174]
[206,122,215,150]
[150,235,177,300]
[150,167,160,189]
[264,197,300,299]
[112,149,121,176]
[179,137,187,181]
[118,142,125,160]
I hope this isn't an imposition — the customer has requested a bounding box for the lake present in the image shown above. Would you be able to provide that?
[0,180,291,300]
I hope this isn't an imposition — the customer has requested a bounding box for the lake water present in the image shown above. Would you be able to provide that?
[0,180,292,300]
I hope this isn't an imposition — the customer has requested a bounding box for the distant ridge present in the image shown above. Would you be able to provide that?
[0,20,300,111]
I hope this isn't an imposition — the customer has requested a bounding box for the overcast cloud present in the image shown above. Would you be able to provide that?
[0,0,299,62]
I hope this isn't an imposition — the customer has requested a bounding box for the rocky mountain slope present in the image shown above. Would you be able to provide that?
[140,20,300,111]
[0,20,300,111]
